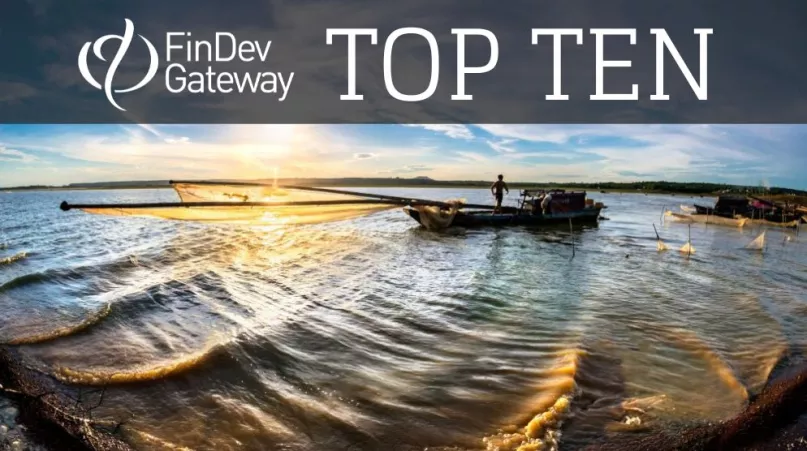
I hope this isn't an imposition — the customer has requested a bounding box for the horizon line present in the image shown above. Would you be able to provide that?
[3,176,804,194]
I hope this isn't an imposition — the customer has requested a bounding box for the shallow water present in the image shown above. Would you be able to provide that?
[1,188,805,450]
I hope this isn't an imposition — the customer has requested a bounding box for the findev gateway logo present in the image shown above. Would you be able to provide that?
[78,19,294,111]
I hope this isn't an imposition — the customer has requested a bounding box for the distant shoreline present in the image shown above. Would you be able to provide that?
[2,185,715,196]
[3,178,805,203]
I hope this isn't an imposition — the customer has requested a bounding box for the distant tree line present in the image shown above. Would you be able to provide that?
[4,178,806,196]
[528,181,806,195]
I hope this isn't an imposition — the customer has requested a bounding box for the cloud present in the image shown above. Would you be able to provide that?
[550,173,585,179]
[135,123,163,138]
[165,136,191,144]
[378,164,433,174]
[454,151,489,162]
[404,124,474,140]
[486,138,517,153]
[507,151,580,160]
[0,124,448,187]
[0,146,37,163]
[474,124,774,181]
[477,125,591,144]
[2,124,806,190]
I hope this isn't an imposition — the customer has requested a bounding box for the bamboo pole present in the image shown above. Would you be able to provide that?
[689,224,693,256]
[171,180,436,205]
[61,200,401,210]
[59,198,499,211]
[569,217,575,258]
[653,223,668,251]
[167,180,507,211]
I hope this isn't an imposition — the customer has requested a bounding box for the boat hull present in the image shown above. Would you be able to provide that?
[666,211,748,227]
[692,202,802,224]
[404,207,602,229]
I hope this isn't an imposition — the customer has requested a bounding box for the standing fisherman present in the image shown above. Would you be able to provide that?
[541,191,553,214]
[491,174,509,213]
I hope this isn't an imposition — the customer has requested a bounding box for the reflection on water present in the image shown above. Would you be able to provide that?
[0,188,805,450]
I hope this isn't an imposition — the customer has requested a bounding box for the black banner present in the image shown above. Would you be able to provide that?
[1,0,805,123]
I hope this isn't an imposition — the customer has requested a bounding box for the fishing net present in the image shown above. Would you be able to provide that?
[79,204,396,225]
[412,199,464,230]
[652,224,667,252]
[173,183,287,202]
[173,183,366,203]
[746,231,766,250]
[76,183,398,225]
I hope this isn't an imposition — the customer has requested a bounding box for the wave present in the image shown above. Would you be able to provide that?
[0,251,160,294]
[582,359,807,451]
[3,303,112,345]
[0,270,54,292]
[654,326,748,402]
[0,267,101,294]
[91,271,248,335]
[483,348,583,451]
[123,428,195,451]
[481,342,681,451]
[0,251,27,266]
[52,339,225,386]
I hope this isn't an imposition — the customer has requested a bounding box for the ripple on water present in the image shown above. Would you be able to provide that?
[2,190,806,450]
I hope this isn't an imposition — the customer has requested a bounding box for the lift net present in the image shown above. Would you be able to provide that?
[746,231,766,250]
[679,242,696,254]
[77,183,398,225]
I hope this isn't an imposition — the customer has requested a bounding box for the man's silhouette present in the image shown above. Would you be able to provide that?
[490,174,509,213]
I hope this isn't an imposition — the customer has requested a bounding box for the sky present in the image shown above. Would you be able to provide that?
[1,124,806,189]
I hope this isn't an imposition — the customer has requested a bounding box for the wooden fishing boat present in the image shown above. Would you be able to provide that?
[404,206,602,228]
[692,195,750,218]
[690,194,803,224]
[404,190,604,229]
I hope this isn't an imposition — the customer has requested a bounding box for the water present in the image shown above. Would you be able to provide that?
[1,188,805,450]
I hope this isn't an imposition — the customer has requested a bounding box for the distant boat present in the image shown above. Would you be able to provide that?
[689,195,802,225]
[665,211,748,228]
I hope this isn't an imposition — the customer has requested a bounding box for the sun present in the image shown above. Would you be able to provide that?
[222,125,313,178]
